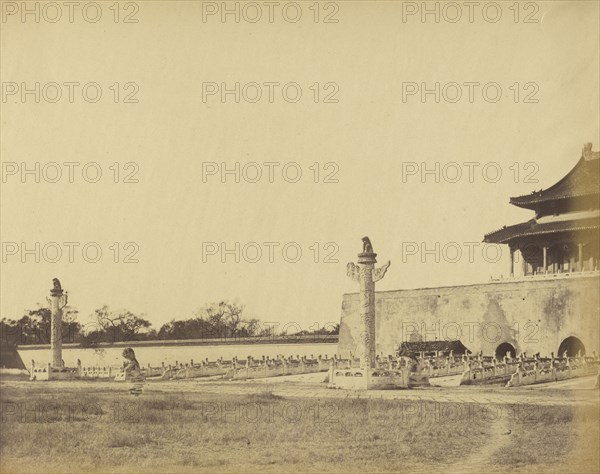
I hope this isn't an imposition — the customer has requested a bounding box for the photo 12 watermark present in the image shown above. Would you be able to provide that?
[2,82,140,103]
[400,2,541,24]
[1,401,140,423]
[1,241,141,263]
[1,2,140,24]
[201,241,339,263]
[401,161,539,184]
[201,2,340,23]
[201,162,339,184]
[198,401,339,424]
[1,162,140,184]
[401,82,539,104]
[400,320,542,345]
[399,401,544,424]
[399,241,504,264]
[201,82,339,103]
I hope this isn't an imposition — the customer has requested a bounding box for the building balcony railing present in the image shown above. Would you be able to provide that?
[491,269,600,282]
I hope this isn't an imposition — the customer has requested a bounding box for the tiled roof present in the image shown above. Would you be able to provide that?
[484,216,600,244]
[510,148,599,209]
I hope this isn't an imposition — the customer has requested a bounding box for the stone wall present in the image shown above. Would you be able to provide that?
[338,274,600,359]
[0,345,25,369]
[18,341,338,368]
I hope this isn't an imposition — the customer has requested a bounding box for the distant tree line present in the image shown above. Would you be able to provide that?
[0,300,339,346]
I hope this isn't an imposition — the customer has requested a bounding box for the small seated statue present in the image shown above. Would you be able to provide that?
[50,278,64,296]
[122,347,140,375]
[362,236,374,254]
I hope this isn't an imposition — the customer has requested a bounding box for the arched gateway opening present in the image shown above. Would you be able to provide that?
[495,342,516,360]
[558,337,586,357]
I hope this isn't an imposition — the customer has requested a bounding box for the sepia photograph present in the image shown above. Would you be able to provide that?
[1,1,599,473]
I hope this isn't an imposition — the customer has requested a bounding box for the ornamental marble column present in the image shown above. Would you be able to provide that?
[347,237,391,369]
[47,278,68,367]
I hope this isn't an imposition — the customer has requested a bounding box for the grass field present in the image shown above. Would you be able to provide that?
[1,377,598,473]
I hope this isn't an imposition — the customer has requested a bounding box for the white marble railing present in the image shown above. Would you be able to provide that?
[490,269,599,282]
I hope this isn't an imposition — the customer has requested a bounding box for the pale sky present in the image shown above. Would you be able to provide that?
[1,1,599,332]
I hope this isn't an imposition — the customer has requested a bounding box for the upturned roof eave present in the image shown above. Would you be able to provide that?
[508,156,599,209]
[484,220,600,244]
[509,191,599,209]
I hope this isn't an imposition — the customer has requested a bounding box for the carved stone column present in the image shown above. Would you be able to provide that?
[47,278,67,368]
[347,237,391,369]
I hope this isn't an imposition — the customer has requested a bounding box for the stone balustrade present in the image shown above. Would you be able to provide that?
[507,355,599,387]
[330,352,600,388]
[228,354,334,380]
[29,360,79,381]
[80,365,117,378]
[460,358,521,385]
[29,350,597,387]
[157,354,335,380]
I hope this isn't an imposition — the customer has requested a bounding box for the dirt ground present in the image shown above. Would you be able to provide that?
[1,373,598,473]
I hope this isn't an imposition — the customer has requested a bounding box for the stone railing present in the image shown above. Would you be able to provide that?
[416,355,467,378]
[376,353,492,379]
[460,359,521,384]
[80,365,117,378]
[29,361,79,381]
[329,357,361,370]
[162,358,233,380]
[228,355,334,380]
[516,269,599,281]
[378,353,540,385]
[331,352,599,389]
[31,359,154,381]
[455,353,600,386]
[29,353,337,382]
[507,356,599,387]
[157,354,335,381]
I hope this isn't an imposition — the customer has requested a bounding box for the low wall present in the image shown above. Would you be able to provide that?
[339,274,600,359]
[18,341,338,368]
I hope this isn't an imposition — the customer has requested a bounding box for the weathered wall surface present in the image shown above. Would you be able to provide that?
[338,275,599,358]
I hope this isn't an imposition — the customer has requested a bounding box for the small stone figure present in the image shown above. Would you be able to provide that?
[122,348,140,374]
[51,278,64,296]
[121,348,144,395]
[362,236,374,254]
